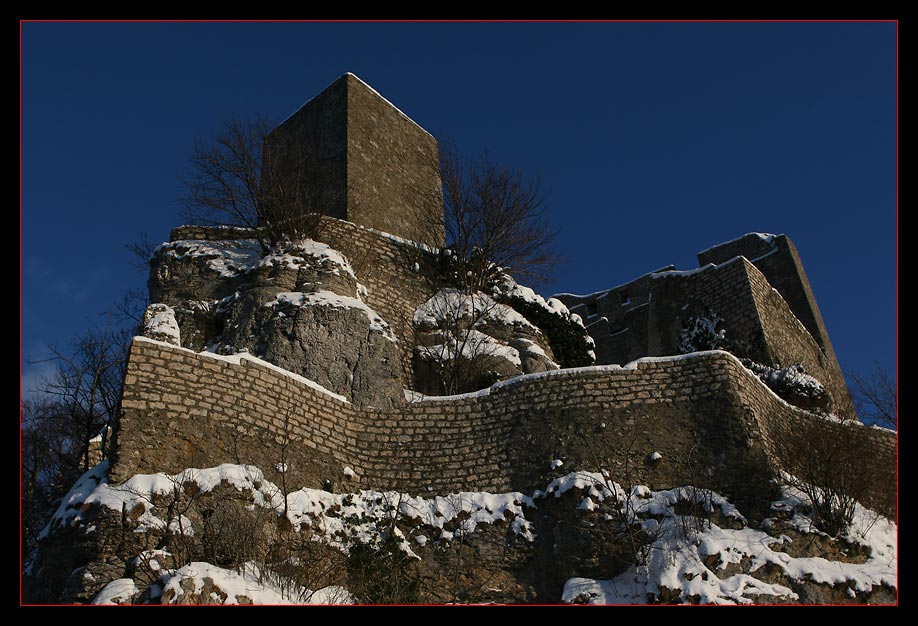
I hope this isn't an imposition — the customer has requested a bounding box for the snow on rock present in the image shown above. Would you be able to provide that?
[554,474,895,605]
[156,239,263,278]
[550,459,564,470]
[648,451,663,462]
[141,303,181,346]
[51,461,894,605]
[45,462,537,552]
[495,275,585,329]
[92,578,140,605]
[417,328,523,367]
[264,290,396,342]
[413,287,559,394]
[258,238,356,279]
[160,562,353,605]
[414,288,537,331]
[343,466,356,479]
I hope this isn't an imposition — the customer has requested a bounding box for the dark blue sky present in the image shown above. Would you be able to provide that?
[21,21,896,397]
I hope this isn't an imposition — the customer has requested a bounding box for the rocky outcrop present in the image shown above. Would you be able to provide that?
[412,289,559,395]
[219,289,402,409]
[28,460,896,605]
[141,303,180,346]
[147,237,403,408]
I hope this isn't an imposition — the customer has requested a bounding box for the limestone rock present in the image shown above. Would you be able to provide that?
[148,238,261,304]
[147,237,405,408]
[217,287,402,409]
[412,289,558,395]
[141,303,181,346]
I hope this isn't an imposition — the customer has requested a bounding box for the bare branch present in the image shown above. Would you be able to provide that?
[415,142,561,293]
[849,364,897,429]
[179,115,333,250]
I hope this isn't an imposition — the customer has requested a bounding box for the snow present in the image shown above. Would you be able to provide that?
[160,562,353,605]
[258,239,356,279]
[92,578,140,605]
[550,459,564,470]
[363,225,438,253]
[552,266,675,301]
[157,239,262,278]
[143,305,180,342]
[264,290,397,342]
[52,460,894,606]
[157,236,362,287]
[417,328,523,367]
[556,475,895,605]
[649,451,662,461]
[46,462,537,555]
[414,288,539,332]
[88,424,109,445]
[136,336,349,403]
[343,466,356,478]
[515,338,560,369]
[696,232,777,258]
[497,275,584,328]
[652,263,717,279]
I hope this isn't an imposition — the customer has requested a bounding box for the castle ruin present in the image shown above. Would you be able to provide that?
[28,73,897,605]
[113,72,891,510]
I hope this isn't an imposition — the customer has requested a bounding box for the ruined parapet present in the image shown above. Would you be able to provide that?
[697,233,838,365]
[556,235,853,416]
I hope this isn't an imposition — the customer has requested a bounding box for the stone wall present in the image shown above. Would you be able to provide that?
[558,254,854,416]
[698,234,847,404]
[344,74,443,248]
[112,338,895,516]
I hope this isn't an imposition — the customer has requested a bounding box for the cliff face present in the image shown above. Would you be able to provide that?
[148,235,404,409]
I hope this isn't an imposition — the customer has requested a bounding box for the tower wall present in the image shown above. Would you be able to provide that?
[268,73,444,247]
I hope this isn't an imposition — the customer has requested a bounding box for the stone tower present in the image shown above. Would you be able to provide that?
[267,73,444,247]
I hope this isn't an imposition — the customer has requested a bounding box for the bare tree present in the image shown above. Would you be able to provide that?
[21,321,129,557]
[418,143,560,293]
[21,398,85,554]
[180,116,331,249]
[30,321,129,472]
[413,289,511,395]
[849,365,897,429]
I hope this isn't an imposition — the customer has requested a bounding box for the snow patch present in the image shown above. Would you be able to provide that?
[157,239,262,278]
[92,578,140,605]
[556,474,895,605]
[161,562,353,605]
[258,239,356,279]
[264,290,396,342]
